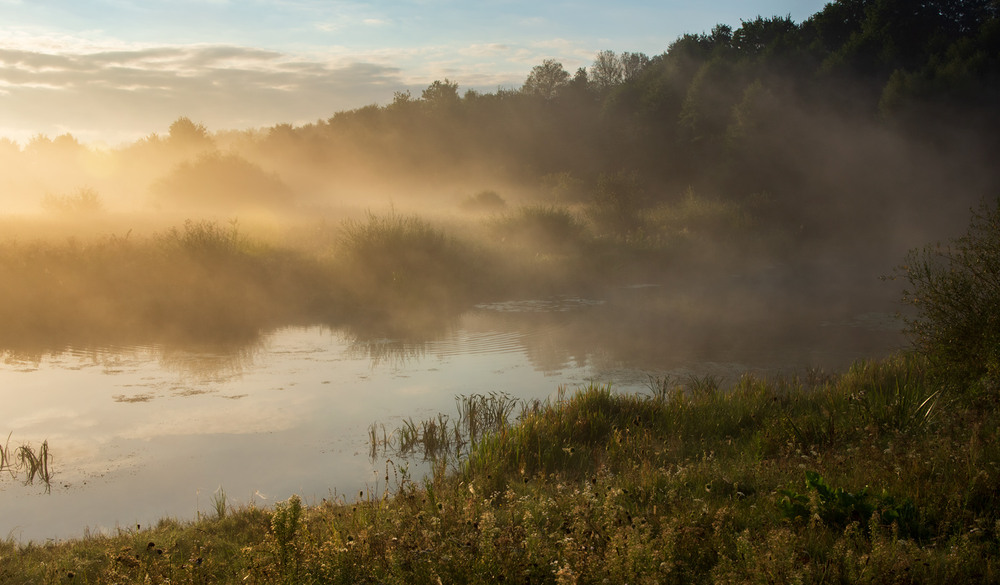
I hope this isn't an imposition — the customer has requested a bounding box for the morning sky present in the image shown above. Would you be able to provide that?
[0,1,830,146]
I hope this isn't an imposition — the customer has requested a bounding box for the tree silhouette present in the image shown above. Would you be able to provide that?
[522,59,570,100]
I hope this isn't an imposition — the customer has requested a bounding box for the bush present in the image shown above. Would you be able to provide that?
[336,211,487,319]
[152,152,294,211]
[488,205,585,254]
[460,189,506,212]
[895,196,1000,391]
[586,170,647,236]
[41,187,104,214]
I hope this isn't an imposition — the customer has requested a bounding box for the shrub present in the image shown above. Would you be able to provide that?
[460,189,506,212]
[41,187,104,214]
[488,205,585,254]
[895,196,1000,392]
[586,170,647,236]
[152,152,294,211]
[336,211,487,319]
[778,471,921,538]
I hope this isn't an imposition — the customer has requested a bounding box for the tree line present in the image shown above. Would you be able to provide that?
[3,0,998,235]
[244,0,999,212]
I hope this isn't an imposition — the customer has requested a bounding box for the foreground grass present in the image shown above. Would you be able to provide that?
[5,354,999,584]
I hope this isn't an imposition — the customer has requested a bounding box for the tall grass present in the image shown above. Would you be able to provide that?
[370,392,523,463]
[0,193,792,352]
[841,354,940,434]
[336,211,491,323]
[487,205,586,255]
[0,220,332,348]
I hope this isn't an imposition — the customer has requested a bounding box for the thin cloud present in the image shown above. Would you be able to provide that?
[458,43,513,57]
[0,25,606,144]
[0,43,408,144]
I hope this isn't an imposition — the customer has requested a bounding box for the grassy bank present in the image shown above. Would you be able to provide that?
[4,353,999,583]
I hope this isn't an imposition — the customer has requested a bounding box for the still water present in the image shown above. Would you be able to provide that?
[1,289,904,542]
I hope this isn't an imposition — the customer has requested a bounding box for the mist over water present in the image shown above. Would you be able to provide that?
[1,284,903,542]
[2,2,999,545]
[0,114,959,542]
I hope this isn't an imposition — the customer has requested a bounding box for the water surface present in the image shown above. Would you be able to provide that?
[1,290,904,542]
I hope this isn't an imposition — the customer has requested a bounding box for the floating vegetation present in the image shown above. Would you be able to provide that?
[474,297,605,313]
[1,433,53,492]
[113,392,156,403]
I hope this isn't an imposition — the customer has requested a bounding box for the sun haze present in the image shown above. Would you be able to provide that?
[0,0,828,145]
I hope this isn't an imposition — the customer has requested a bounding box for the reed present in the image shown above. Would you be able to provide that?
[841,354,940,434]
[369,392,524,463]
[1,434,52,493]
[0,432,7,473]
[334,210,491,319]
[455,392,520,446]
[212,486,229,521]
[487,204,586,254]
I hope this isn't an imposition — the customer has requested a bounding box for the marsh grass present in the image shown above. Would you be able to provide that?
[336,210,491,318]
[7,356,1000,582]
[212,486,229,521]
[482,205,632,295]
[842,355,941,434]
[0,433,52,492]
[370,392,522,463]
[487,205,586,254]
[0,214,484,349]
[0,220,333,348]
[0,198,787,352]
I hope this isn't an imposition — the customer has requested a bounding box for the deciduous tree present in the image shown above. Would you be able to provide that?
[522,59,571,100]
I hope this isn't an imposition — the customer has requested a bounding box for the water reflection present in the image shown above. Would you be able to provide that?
[345,337,430,368]
[1,339,265,381]
[156,341,264,379]
[0,287,905,380]
[0,288,905,542]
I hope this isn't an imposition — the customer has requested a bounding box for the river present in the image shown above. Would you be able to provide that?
[1,286,905,542]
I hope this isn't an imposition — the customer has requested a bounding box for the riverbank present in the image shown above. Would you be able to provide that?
[4,353,997,584]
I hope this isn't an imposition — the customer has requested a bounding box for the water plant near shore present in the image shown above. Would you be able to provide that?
[369,392,522,462]
[0,433,52,492]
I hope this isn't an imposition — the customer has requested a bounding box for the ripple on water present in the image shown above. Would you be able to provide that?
[474,297,605,313]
